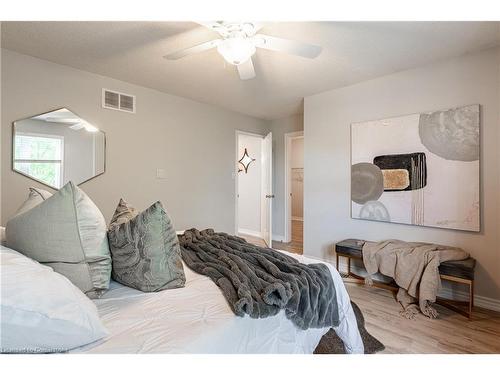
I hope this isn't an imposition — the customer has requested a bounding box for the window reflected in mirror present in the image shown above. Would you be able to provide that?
[13,108,105,189]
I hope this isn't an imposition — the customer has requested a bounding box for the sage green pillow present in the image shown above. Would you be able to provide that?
[108,199,185,292]
[5,182,111,298]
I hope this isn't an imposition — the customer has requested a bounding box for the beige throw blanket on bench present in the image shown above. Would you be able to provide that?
[362,240,468,319]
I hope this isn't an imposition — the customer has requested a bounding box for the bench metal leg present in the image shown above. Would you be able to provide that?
[438,274,474,319]
[469,279,474,315]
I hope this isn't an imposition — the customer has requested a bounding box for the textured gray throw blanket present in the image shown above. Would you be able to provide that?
[178,229,339,330]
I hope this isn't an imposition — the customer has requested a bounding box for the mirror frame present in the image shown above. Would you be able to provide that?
[12,107,107,190]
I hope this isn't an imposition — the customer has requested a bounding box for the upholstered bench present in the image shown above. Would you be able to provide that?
[335,239,476,319]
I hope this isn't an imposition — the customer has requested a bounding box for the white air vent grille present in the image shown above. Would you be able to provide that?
[104,90,119,109]
[102,89,135,113]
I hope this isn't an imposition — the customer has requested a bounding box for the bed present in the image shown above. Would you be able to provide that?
[73,250,364,354]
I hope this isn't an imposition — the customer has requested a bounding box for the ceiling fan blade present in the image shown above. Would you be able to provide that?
[45,117,80,124]
[237,58,256,80]
[253,34,322,59]
[198,21,263,37]
[248,22,264,34]
[197,21,225,32]
[163,39,222,60]
[69,123,85,130]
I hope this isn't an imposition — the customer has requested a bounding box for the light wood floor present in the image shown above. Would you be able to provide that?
[238,233,500,354]
[239,220,304,255]
[272,220,303,254]
[346,281,500,353]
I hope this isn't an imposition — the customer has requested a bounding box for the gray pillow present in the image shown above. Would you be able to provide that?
[108,199,186,292]
[5,181,111,298]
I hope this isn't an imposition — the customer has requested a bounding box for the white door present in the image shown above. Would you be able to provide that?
[262,132,273,246]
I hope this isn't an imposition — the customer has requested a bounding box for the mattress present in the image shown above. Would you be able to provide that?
[74,251,364,354]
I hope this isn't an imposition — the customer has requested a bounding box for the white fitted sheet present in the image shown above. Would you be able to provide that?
[74,251,363,354]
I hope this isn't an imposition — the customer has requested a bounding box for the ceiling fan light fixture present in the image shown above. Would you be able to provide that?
[217,36,256,65]
[164,21,323,81]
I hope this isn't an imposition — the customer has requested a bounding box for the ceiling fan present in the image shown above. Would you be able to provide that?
[44,117,97,132]
[163,21,322,80]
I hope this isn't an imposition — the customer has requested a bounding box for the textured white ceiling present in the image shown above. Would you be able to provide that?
[2,21,499,120]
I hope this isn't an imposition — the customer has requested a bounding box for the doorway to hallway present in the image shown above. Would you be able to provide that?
[273,131,303,255]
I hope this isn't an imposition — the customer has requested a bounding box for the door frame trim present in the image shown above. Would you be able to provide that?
[284,131,304,243]
[262,131,273,246]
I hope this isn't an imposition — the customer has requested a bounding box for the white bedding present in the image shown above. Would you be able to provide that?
[74,251,363,354]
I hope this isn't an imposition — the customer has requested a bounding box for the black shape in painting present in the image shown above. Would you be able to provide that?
[373,152,427,192]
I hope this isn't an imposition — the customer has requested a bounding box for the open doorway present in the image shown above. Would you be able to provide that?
[274,131,304,254]
[235,131,273,247]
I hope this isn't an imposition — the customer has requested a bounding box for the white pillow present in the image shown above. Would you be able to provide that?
[0,245,108,353]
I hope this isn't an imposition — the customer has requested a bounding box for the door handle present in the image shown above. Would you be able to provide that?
[265,195,275,198]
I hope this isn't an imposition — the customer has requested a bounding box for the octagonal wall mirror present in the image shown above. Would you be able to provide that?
[13,108,106,189]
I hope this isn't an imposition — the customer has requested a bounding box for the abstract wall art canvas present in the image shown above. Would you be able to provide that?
[351,104,480,232]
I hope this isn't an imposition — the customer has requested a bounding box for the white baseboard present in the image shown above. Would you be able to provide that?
[438,288,500,312]
[474,295,500,312]
[292,216,303,222]
[239,230,287,244]
[321,256,500,313]
[237,228,262,239]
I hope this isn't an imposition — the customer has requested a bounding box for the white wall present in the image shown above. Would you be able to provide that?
[291,137,304,219]
[1,49,268,233]
[0,30,2,224]
[304,47,500,301]
[237,134,262,236]
[268,114,304,240]
[291,137,304,169]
